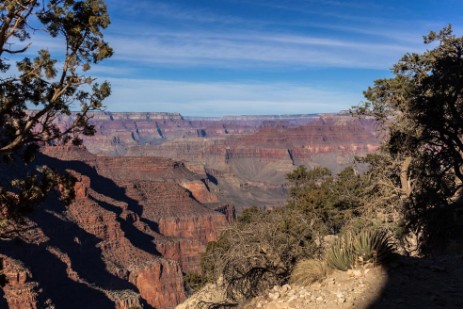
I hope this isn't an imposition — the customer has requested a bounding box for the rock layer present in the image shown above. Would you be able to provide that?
[76,112,380,210]
[1,146,227,308]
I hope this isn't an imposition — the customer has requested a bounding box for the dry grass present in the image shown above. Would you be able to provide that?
[290,259,331,286]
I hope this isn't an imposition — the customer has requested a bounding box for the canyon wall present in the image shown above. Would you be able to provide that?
[1,146,227,308]
[75,112,380,209]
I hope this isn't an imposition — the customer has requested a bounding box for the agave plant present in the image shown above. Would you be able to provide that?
[326,229,394,271]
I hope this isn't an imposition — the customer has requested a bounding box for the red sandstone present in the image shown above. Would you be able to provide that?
[1,146,227,308]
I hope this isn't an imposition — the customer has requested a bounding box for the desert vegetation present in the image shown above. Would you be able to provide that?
[197,163,397,307]
[185,25,463,308]
[325,229,394,271]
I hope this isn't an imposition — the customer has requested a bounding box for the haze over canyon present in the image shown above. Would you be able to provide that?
[78,112,380,210]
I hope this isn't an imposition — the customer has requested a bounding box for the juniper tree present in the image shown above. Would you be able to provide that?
[352,25,463,252]
[0,0,112,229]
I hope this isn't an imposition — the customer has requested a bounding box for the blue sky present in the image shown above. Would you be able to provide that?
[41,0,463,116]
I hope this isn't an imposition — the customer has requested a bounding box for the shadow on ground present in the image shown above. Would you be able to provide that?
[367,253,463,309]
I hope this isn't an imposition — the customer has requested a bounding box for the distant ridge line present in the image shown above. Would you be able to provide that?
[28,110,353,121]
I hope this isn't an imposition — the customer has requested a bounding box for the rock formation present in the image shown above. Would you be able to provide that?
[74,112,380,210]
[1,146,227,308]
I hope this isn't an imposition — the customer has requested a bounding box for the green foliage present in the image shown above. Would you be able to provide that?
[352,25,463,253]
[286,165,331,185]
[0,0,112,230]
[287,165,373,234]
[352,229,395,264]
[200,25,463,305]
[289,259,330,286]
[287,166,335,230]
[201,164,400,304]
[326,234,355,271]
[201,237,233,284]
[236,206,264,224]
[326,229,394,271]
[0,165,77,225]
[341,154,404,236]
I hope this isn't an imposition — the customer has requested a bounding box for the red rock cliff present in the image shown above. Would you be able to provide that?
[1,146,228,308]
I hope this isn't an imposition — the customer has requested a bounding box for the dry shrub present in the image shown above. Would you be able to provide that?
[289,259,330,286]
[201,208,325,302]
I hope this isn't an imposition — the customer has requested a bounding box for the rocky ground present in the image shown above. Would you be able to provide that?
[177,254,463,309]
[243,267,383,309]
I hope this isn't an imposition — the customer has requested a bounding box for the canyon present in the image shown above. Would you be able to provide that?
[1,146,228,309]
[1,112,380,308]
[77,112,380,210]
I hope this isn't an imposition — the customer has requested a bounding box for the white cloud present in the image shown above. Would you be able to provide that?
[106,29,424,70]
[8,0,455,117]
[104,0,431,71]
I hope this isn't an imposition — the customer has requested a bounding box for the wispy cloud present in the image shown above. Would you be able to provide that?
[109,1,255,28]
[106,29,423,70]
[7,0,455,73]
[11,0,461,116]
[101,0,431,72]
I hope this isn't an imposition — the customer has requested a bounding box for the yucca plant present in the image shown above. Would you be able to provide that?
[326,234,355,271]
[326,229,394,271]
[352,229,394,265]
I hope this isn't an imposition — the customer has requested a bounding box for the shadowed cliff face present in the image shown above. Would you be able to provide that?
[1,146,227,309]
[71,112,380,210]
